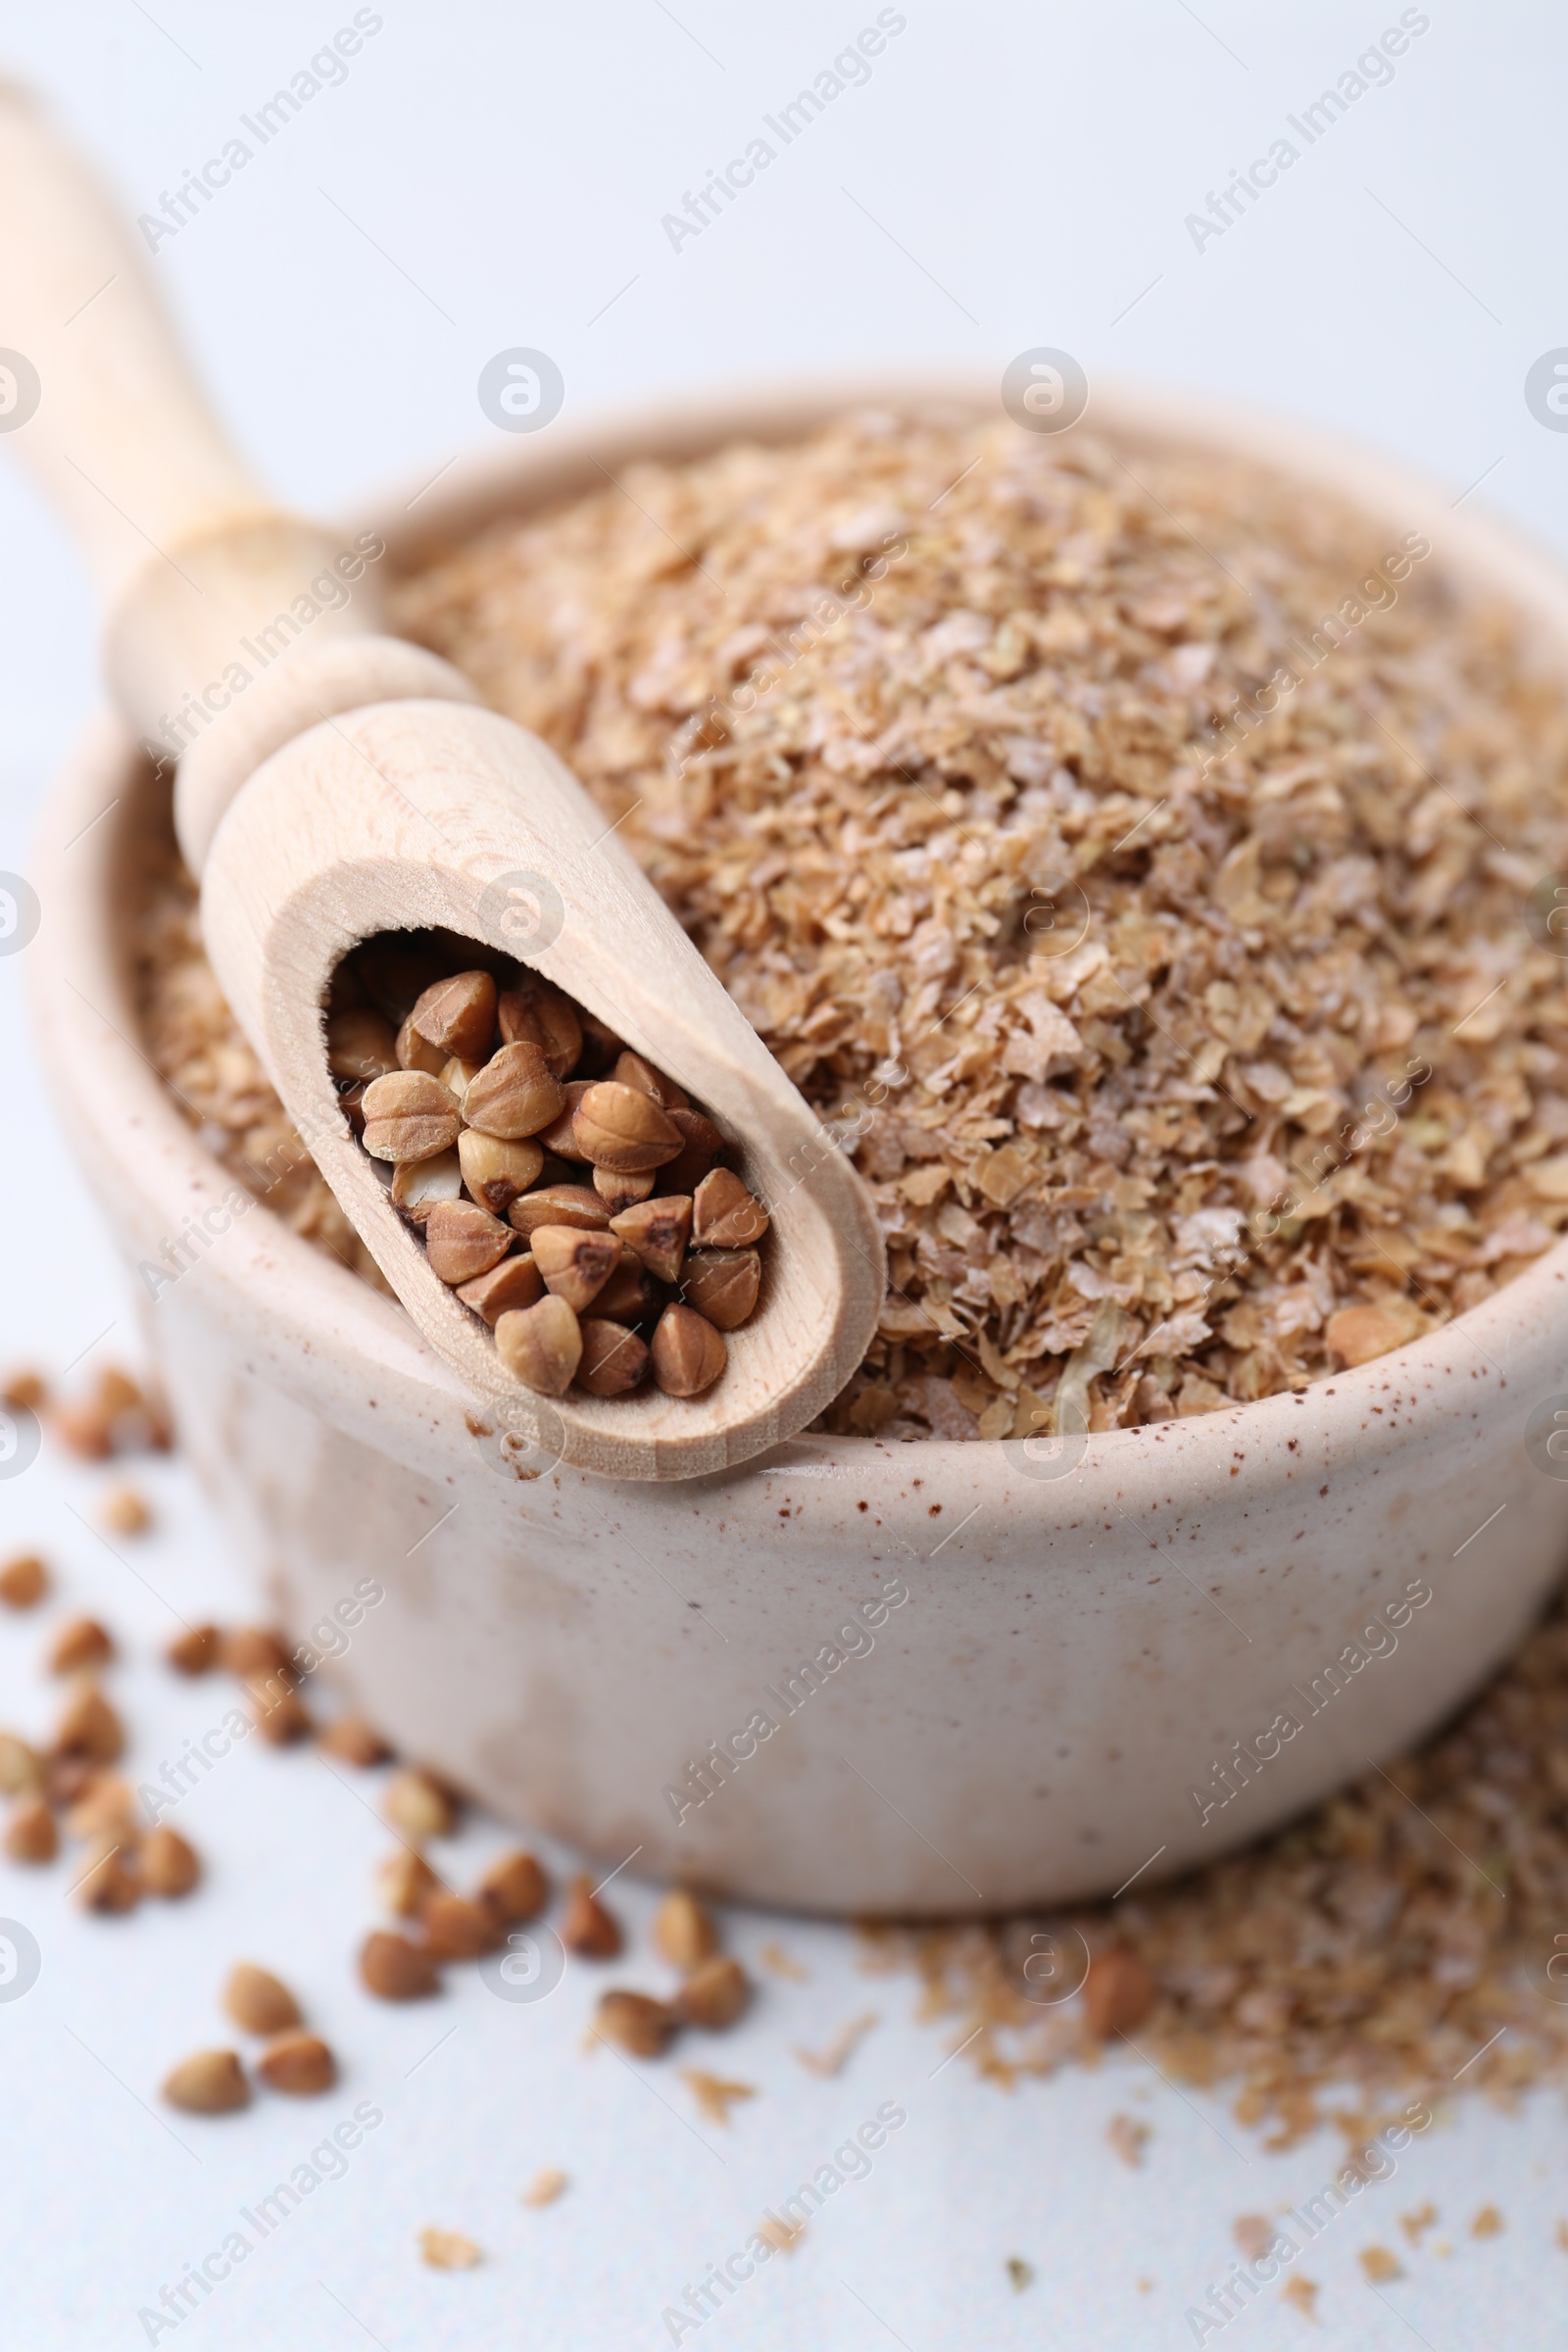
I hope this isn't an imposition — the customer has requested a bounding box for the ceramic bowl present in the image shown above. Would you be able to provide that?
[32,376,1568,1915]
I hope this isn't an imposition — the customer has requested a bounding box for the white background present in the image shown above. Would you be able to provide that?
[0,4,1564,2345]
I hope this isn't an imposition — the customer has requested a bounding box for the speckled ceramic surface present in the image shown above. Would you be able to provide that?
[34,381,1568,1914]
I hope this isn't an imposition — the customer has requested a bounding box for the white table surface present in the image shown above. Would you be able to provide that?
[1,5,1564,2343]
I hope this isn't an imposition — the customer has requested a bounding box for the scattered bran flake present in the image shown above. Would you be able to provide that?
[856,1593,1568,2140]
[1400,2204,1438,2247]
[99,1484,151,1537]
[1234,2215,1275,2261]
[1281,2276,1319,2320]
[757,2214,805,2255]
[1005,2256,1034,2292]
[1555,2220,1568,2253]
[1359,2246,1402,2282]
[680,2069,757,2126]
[520,2168,568,2208]
[794,2011,880,2078]
[140,411,1568,1437]
[418,2229,481,2271]
[1106,2114,1150,2169]
[1472,2205,1504,2238]
[760,1941,808,1982]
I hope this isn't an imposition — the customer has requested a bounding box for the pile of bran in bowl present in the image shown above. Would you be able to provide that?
[138,406,1568,1446]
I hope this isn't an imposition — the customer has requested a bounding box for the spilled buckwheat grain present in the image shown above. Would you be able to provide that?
[223,1963,301,2034]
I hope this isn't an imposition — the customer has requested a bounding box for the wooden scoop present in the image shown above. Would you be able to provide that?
[0,85,884,1480]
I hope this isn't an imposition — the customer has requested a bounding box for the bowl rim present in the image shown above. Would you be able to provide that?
[31,369,1568,1487]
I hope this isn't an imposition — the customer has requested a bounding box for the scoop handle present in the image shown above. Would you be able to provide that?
[0,79,271,595]
[0,81,471,866]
